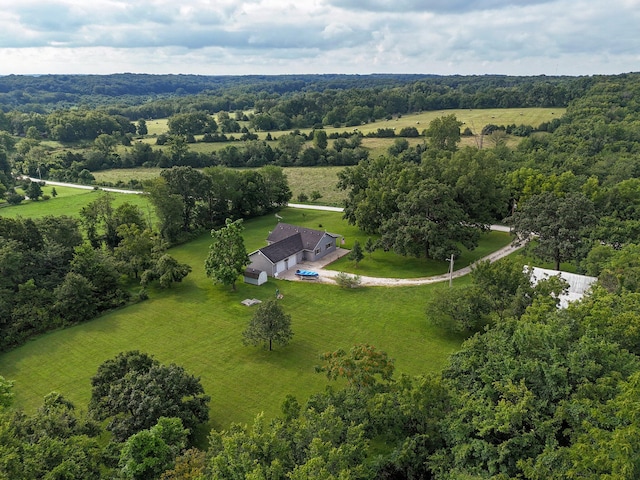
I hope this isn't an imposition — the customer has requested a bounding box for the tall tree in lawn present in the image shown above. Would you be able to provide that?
[136,119,148,135]
[89,351,210,442]
[25,179,42,201]
[243,299,293,351]
[379,179,480,261]
[313,129,328,150]
[509,191,597,270]
[204,218,249,291]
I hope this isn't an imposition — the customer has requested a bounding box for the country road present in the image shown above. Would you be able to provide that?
[23,177,145,195]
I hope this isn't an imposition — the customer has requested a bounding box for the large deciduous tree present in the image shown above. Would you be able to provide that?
[424,114,462,152]
[316,344,395,391]
[119,417,188,480]
[144,177,184,243]
[141,253,192,289]
[509,192,597,270]
[160,166,208,233]
[80,193,146,250]
[204,218,249,291]
[243,300,293,351]
[89,351,210,442]
[379,179,480,260]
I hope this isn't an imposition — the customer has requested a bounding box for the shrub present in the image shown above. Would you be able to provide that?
[334,272,362,288]
[6,193,24,205]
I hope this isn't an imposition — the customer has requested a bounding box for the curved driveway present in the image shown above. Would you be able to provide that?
[286,203,518,287]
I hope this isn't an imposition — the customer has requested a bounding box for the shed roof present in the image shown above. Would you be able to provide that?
[244,267,265,279]
[260,233,304,263]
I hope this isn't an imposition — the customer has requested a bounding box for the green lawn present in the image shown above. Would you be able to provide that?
[0,188,154,221]
[0,207,472,436]
[332,230,512,278]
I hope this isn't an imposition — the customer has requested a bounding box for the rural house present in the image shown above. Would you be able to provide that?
[247,223,341,277]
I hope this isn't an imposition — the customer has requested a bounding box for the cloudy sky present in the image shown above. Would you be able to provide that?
[0,0,638,76]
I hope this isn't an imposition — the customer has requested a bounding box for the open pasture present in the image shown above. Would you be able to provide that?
[142,108,563,139]
[93,166,349,207]
[131,107,562,157]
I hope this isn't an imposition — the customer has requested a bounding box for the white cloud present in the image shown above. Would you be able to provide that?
[0,0,637,74]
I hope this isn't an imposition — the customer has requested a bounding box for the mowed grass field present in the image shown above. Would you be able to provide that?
[0,202,476,436]
[0,186,154,221]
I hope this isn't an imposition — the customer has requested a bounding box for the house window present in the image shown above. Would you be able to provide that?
[315,248,321,254]
[326,243,332,249]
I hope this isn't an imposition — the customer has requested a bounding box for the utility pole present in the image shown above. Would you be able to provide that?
[449,254,455,287]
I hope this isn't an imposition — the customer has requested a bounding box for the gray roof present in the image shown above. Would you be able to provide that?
[244,267,265,279]
[528,267,597,308]
[267,223,335,250]
[260,233,304,263]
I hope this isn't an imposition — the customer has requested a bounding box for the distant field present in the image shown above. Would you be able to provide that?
[143,108,563,139]
[0,207,467,435]
[93,166,348,207]
[131,107,563,156]
[317,107,563,137]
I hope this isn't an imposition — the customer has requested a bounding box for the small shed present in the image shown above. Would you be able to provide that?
[244,267,267,286]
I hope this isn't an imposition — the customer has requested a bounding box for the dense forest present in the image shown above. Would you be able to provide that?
[2,72,640,478]
[0,73,585,113]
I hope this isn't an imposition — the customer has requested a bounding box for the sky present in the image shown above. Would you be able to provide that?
[0,0,638,76]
